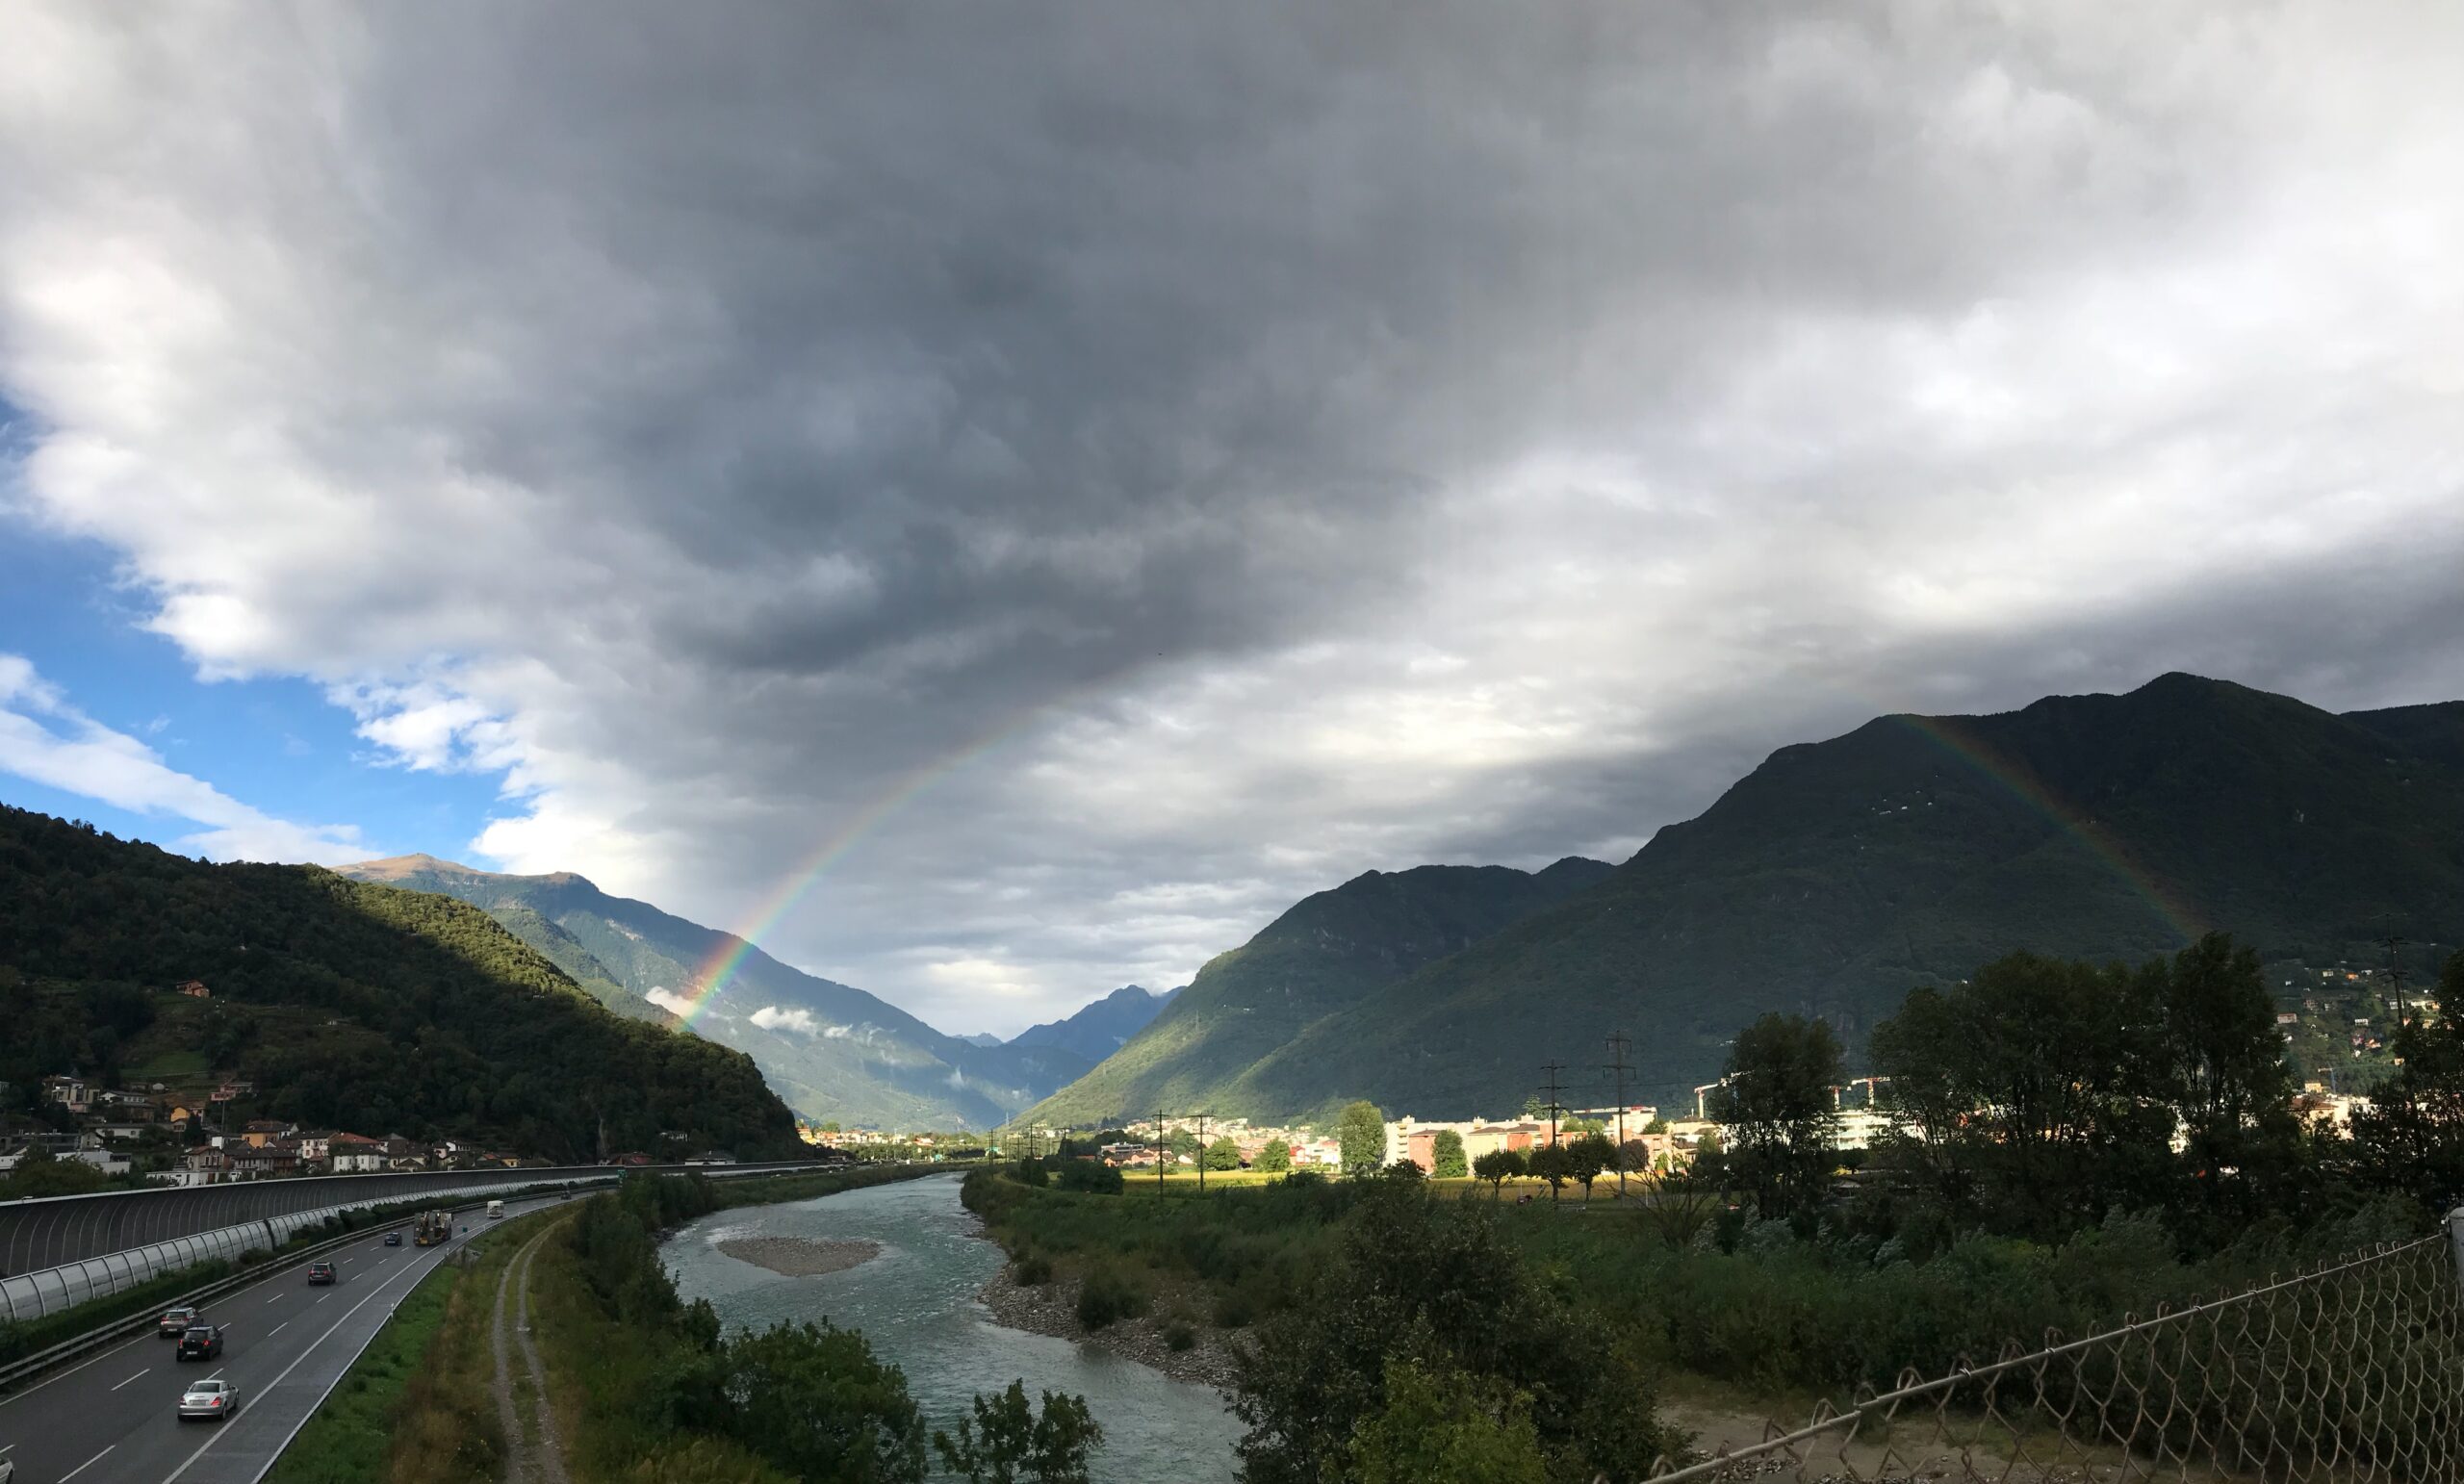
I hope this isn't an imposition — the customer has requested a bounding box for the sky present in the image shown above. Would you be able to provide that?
[3,3,2460,1037]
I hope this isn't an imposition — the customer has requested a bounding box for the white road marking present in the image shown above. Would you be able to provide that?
[61,1446,115,1481]
[162,1234,456,1483]
[270,1321,288,1336]
[110,1367,150,1392]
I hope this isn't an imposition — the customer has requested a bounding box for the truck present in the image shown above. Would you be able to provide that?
[413,1209,452,1246]
[486,1198,505,1220]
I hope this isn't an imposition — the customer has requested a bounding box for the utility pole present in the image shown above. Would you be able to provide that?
[1156,1110,1168,1194]
[1604,1033,1634,1197]
[1538,1062,1569,1205]
[2383,936,2410,1028]
[1194,1113,1211,1195]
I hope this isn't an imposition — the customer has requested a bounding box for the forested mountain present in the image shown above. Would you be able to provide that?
[0,805,797,1159]
[338,856,1091,1129]
[1225,675,2464,1117]
[1008,984,1180,1062]
[1025,857,1614,1125]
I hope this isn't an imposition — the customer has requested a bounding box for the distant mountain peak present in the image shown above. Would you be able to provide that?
[345,852,488,879]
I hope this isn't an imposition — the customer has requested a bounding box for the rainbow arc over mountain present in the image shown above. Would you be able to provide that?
[659,699,2206,1027]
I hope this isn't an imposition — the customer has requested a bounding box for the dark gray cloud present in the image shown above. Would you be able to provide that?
[2,1,2459,1032]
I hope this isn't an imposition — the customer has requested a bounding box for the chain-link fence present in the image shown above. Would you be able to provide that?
[1648,1210,2464,1483]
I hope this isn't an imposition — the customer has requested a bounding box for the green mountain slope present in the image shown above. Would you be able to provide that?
[338,856,1091,1129]
[1025,857,1613,1125]
[0,804,798,1159]
[1231,675,2464,1117]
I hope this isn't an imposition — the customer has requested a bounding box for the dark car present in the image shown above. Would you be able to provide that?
[176,1324,224,1361]
[384,1230,402,1246]
[306,1261,336,1285]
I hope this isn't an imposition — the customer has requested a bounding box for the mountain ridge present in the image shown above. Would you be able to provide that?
[1219,673,2462,1117]
[334,857,1092,1129]
[1025,857,1615,1125]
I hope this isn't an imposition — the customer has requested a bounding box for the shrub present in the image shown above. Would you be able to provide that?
[1074,1264,1147,1331]
[1056,1159,1124,1195]
[1163,1321,1196,1352]
[1014,1252,1054,1287]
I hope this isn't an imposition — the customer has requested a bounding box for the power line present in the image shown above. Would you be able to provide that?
[1603,1032,1634,1197]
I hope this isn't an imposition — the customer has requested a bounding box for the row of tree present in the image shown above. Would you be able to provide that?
[1710,934,2464,1249]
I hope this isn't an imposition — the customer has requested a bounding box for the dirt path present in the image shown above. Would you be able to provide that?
[489,1224,573,1484]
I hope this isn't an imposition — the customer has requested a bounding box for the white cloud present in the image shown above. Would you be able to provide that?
[748,1005,819,1036]
[0,652,372,863]
[1,4,2460,1030]
[644,986,694,1017]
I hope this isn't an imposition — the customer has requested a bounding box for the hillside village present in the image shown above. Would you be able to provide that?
[0,974,751,1190]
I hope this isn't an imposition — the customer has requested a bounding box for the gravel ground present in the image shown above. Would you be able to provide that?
[715,1235,884,1276]
[975,1261,1246,1393]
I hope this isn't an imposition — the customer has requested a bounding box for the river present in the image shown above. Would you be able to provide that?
[661,1171,1245,1483]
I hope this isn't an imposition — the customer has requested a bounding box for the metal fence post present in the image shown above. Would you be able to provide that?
[2449,1207,2464,1294]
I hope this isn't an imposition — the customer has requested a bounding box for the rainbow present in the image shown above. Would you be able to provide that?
[661,665,1146,1023]
[663,678,2207,1025]
[1884,711,2204,944]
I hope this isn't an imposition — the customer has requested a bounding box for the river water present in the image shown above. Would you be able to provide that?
[661,1172,1245,1483]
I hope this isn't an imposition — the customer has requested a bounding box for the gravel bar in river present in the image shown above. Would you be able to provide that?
[715,1235,882,1276]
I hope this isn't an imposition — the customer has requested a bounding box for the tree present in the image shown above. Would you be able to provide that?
[1168,1128,1201,1157]
[669,1319,928,1483]
[1868,940,2287,1240]
[1203,1136,1244,1171]
[932,1380,1106,1484]
[2351,951,2464,1210]
[1344,1357,1550,1484]
[1524,1142,1570,1200]
[1254,1139,1292,1173]
[1708,1012,1843,1221]
[1565,1133,1616,1202]
[1642,1114,1670,1135]
[1336,1101,1385,1176]
[1232,1168,1678,1484]
[1472,1146,1523,1194]
[1055,1159,1124,1194]
[1430,1129,1469,1180]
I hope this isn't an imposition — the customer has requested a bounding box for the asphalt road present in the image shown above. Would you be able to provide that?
[0,1193,571,1484]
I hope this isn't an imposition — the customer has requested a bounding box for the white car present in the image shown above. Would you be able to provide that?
[178,1378,240,1421]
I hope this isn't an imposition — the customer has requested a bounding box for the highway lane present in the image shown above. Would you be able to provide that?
[0,1194,572,1484]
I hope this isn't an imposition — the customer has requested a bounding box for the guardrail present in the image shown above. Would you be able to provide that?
[0,1160,825,1324]
[0,1183,573,1395]
[0,1162,843,1395]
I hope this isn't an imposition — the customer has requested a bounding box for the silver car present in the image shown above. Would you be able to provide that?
[177,1377,240,1421]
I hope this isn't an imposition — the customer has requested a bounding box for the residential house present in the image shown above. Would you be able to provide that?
[176,979,212,999]
[186,1145,233,1177]
[328,1134,389,1173]
[63,1146,133,1177]
[294,1132,332,1163]
[241,1119,293,1148]
[230,1141,301,1177]
[41,1074,91,1114]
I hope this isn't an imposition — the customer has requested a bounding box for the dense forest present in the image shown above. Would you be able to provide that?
[0,805,799,1160]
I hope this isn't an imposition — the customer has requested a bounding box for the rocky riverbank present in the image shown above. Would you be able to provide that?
[975,1261,1245,1393]
[715,1235,882,1276]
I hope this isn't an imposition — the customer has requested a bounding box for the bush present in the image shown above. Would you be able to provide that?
[1074,1264,1147,1331]
[1163,1321,1196,1352]
[1056,1159,1124,1195]
[665,1319,927,1482]
[1014,1252,1054,1286]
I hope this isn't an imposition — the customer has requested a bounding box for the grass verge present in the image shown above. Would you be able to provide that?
[263,1207,565,1484]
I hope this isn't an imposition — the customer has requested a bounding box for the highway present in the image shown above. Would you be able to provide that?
[0,1192,571,1483]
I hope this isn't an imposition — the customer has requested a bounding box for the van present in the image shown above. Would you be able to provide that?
[486,1199,504,1220]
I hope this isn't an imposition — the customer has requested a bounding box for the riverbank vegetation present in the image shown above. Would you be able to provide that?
[265,1164,1026,1484]
[964,940,2464,1480]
